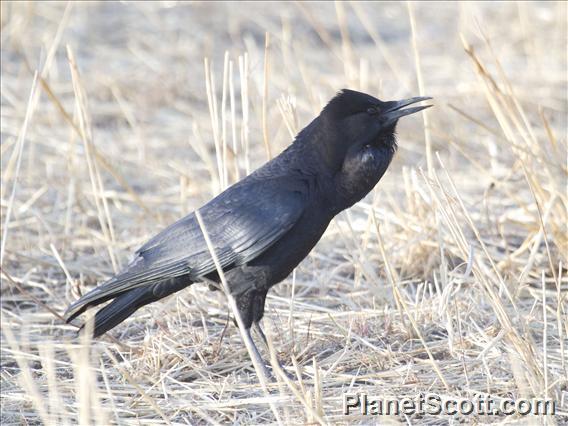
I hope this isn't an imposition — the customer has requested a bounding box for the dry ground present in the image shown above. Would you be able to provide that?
[1,2,567,425]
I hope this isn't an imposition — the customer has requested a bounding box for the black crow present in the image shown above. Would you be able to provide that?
[64,89,431,374]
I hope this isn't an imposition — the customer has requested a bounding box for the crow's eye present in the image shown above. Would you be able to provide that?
[367,106,378,115]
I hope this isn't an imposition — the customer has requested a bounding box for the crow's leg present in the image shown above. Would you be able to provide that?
[235,288,294,379]
[253,321,269,347]
[252,322,290,377]
[251,321,293,379]
[244,327,272,379]
[248,289,295,379]
[234,289,273,378]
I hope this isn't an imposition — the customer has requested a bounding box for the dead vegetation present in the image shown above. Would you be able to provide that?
[1,2,566,424]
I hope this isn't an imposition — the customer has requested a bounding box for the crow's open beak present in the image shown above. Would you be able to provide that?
[383,96,432,124]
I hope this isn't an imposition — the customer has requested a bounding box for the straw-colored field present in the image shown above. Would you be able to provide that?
[1,2,566,424]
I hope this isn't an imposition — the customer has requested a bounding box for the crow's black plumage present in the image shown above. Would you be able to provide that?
[64,89,431,370]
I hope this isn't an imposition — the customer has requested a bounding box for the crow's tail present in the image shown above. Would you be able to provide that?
[76,277,191,337]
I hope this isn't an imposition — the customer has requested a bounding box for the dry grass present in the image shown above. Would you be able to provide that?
[1,2,567,424]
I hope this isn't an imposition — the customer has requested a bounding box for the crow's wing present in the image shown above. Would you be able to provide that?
[65,176,306,321]
[136,177,306,279]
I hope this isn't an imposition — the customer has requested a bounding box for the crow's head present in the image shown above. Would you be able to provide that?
[318,89,432,209]
[321,89,431,152]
